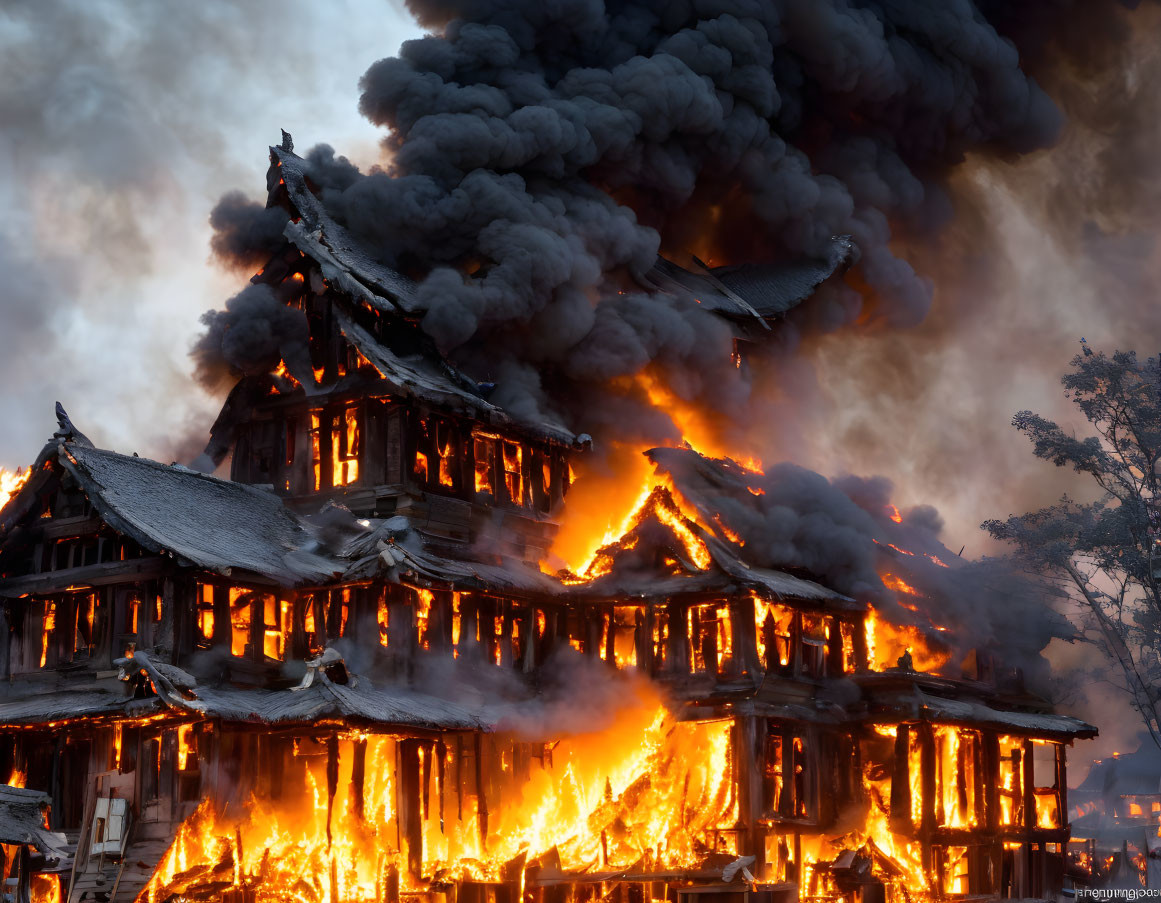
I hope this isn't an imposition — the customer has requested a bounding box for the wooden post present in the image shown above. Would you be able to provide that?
[352,737,367,822]
[735,716,764,868]
[1023,739,1037,897]
[474,733,488,854]
[157,577,176,659]
[0,603,10,681]
[826,617,844,677]
[668,601,687,676]
[791,612,803,678]
[326,735,339,847]
[213,584,230,650]
[890,726,911,834]
[983,732,1000,832]
[920,724,937,885]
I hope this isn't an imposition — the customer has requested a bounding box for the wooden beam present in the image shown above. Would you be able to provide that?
[0,556,172,595]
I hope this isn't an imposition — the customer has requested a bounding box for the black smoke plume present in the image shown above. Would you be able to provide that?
[199,0,1148,442]
[209,192,291,272]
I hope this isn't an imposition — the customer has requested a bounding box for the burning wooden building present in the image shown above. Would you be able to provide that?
[0,138,1096,902]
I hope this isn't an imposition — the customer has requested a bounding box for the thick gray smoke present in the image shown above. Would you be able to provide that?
[201,0,1148,443]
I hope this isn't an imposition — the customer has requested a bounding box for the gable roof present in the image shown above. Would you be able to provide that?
[52,443,337,585]
[566,485,853,607]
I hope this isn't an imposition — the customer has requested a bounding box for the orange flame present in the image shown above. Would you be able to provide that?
[146,703,739,901]
[0,466,30,512]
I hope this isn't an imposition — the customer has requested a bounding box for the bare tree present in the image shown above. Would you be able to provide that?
[984,348,1161,750]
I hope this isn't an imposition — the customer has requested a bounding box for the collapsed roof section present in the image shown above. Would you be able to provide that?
[0,785,68,860]
[130,650,486,732]
[639,237,854,328]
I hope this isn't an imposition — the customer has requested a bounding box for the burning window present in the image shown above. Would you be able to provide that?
[839,619,857,672]
[765,727,809,819]
[126,593,140,636]
[600,606,641,668]
[502,441,524,505]
[765,733,784,814]
[651,609,669,671]
[333,406,361,486]
[39,600,56,668]
[229,588,252,657]
[998,735,1025,828]
[1031,740,1063,829]
[262,594,291,661]
[908,727,924,827]
[306,407,362,490]
[377,589,390,648]
[73,592,95,659]
[755,599,794,673]
[195,582,215,647]
[176,724,201,803]
[415,418,431,484]
[414,587,434,650]
[309,412,323,491]
[473,433,496,496]
[303,592,320,650]
[688,602,734,676]
[176,724,196,771]
[436,420,457,488]
[936,728,981,829]
[801,613,831,679]
[36,592,97,669]
[491,607,504,665]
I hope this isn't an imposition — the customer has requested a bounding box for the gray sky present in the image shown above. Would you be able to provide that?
[0,0,420,468]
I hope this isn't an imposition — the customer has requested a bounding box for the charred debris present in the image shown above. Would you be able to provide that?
[0,140,1095,902]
